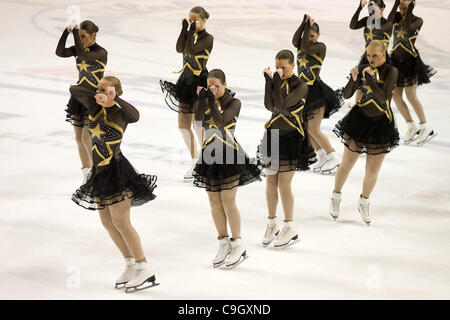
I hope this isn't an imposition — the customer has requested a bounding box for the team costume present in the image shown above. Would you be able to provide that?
[334,63,400,155]
[192,88,262,192]
[160,21,213,113]
[257,72,316,173]
[292,15,343,121]
[389,1,436,87]
[350,2,394,65]
[56,28,107,126]
[68,86,157,210]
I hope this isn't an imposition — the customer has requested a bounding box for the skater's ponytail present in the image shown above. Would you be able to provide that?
[103,76,123,96]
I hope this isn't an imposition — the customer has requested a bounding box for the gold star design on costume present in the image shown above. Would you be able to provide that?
[362,85,373,94]
[366,30,374,41]
[77,60,91,72]
[90,123,105,140]
[298,56,308,68]
[396,29,406,39]
[215,99,223,113]
[205,118,217,129]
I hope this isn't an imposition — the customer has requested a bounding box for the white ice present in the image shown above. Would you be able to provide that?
[0,0,449,299]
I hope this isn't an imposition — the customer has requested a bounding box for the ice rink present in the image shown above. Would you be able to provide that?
[1,0,449,299]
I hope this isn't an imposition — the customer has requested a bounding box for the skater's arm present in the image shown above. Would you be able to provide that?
[343,67,362,99]
[263,73,275,112]
[176,19,189,53]
[55,29,76,57]
[404,2,422,32]
[350,2,367,30]
[209,97,241,129]
[292,14,307,48]
[73,28,108,62]
[185,23,214,55]
[388,0,401,22]
[301,20,326,57]
[273,73,308,111]
[115,96,140,123]
[364,66,398,101]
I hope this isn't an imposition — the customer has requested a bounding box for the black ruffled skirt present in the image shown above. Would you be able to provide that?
[257,129,316,173]
[333,107,399,155]
[193,140,263,192]
[303,79,344,121]
[390,50,436,87]
[159,71,208,113]
[66,95,89,127]
[72,153,157,210]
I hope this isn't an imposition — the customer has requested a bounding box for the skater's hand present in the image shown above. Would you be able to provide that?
[408,1,416,10]
[106,86,116,100]
[95,93,108,107]
[263,67,273,78]
[209,85,218,96]
[363,66,374,77]
[66,25,75,33]
[276,68,284,79]
[181,18,189,29]
[197,86,206,96]
[310,17,315,26]
[361,0,368,8]
[195,20,201,31]
[350,67,359,81]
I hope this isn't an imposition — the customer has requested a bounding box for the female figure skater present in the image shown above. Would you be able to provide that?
[69,76,158,292]
[192,69,262,269]
[292,14,343,174]
[160,6,213,180]
[350,0,395,104]
[55,21,107,181]
[329,40,399,225]
[389,0,437,145]
[257,50,316,248]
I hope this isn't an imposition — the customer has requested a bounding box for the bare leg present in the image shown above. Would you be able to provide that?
[265,173,279,219]
[277,171,295,222]
[309,134,320,151]
[207,191,229,238]
[178,109,198,159]
[362,153,386,198]
[220,187,241,240]
[405,85,426,124]
[109,199,146,262]
[333,144,360,193]
[81,124,93,168]
[99,205,133,258]
[307,107,334,154]
[393,87,414,123]
[74,126,91,169]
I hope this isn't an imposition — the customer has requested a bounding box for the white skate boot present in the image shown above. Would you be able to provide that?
[321,151,340,175]
[183,158,198,181]
[273,221,299,248]
[213,237,231,268]
[115,258,137,289]
[403,121,420,144]
[329,192,342,220]
[81,167,91,184]
[262,218,279,247]
[416,123,437,146]
[225,239,248,268]
[358,196,371,226]
[125,261,159,293]
[310,149,327,173]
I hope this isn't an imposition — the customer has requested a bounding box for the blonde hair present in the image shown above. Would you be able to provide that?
[366,40,388,53]
[102,76,123,96]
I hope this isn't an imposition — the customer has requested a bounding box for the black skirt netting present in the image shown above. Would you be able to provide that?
[333,107,400,155]
[193,143,263,192]
[159,71,208,113]
[359,51,392,66]
[303,79,344,121]
[72,153,157,210]
[390,50,436,87]
[66,95,89,127]
[257,129,317,173]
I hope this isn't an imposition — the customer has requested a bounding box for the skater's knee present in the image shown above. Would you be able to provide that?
[111,217,132,232]
[266,176,278,190]
[100,215,115,231]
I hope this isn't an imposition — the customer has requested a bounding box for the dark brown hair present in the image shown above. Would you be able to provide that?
[190,6,210,20]
[102,76,123,96]
[80,20,99,34]
[276,50,295,64]
[207,69,226,84]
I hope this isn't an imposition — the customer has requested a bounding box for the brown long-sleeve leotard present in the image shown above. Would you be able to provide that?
[176,22,214,77]
[69,86,139,167]
[56,28,108,89]
[343,63,398,120]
